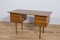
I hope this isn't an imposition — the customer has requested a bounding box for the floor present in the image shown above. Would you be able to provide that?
[0,21,60,40]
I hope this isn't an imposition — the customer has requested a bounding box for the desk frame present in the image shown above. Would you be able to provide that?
[9,9,52,39]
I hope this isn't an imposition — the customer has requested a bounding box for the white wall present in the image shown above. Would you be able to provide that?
[0,0,60,25]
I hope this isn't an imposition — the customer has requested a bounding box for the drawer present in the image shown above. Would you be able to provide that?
[10,13,27,23]
[10,13,20,18]
[34,22,47,26]
[35,15,47,21]
[11,18,22,23]
[35,20,47,24]
[22,14,27,20]
[34,15,48,26]
[10,13,21,23]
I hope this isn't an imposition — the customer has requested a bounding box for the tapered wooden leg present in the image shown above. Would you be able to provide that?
[43,26,44,33]
[21,22,23,30]
[15,23,17,34]
[39,26,41,39]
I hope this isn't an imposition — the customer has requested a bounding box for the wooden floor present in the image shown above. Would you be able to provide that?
[0,21,60,40]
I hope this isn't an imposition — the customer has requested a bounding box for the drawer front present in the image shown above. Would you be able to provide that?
[10,13,22,23]
[10,13,27,23]
[35,15,47,21]
[34,22,47,26]
[34,15,47,26]
[10,13,20,19]
[11,18,22,23]
[35,20,47,24]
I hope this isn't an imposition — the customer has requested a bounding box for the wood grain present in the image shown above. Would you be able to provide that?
[34,15,48,27]
[10,13,27,23]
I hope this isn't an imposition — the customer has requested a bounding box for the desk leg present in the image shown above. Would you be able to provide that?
[15,23,17,34]
[21,22,23,30]
[43,26,44,33]
[39,26,41,39]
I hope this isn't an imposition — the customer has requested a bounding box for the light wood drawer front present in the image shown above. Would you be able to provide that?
[35,15,47,21]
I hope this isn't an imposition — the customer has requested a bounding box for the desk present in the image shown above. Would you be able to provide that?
[9,9,52,39]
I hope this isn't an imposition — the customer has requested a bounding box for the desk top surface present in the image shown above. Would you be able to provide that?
[9,9,52,16]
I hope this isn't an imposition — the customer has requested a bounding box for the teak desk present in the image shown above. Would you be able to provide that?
[9,9,52,39]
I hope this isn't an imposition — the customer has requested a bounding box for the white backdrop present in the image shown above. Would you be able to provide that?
[0,0,60,25]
